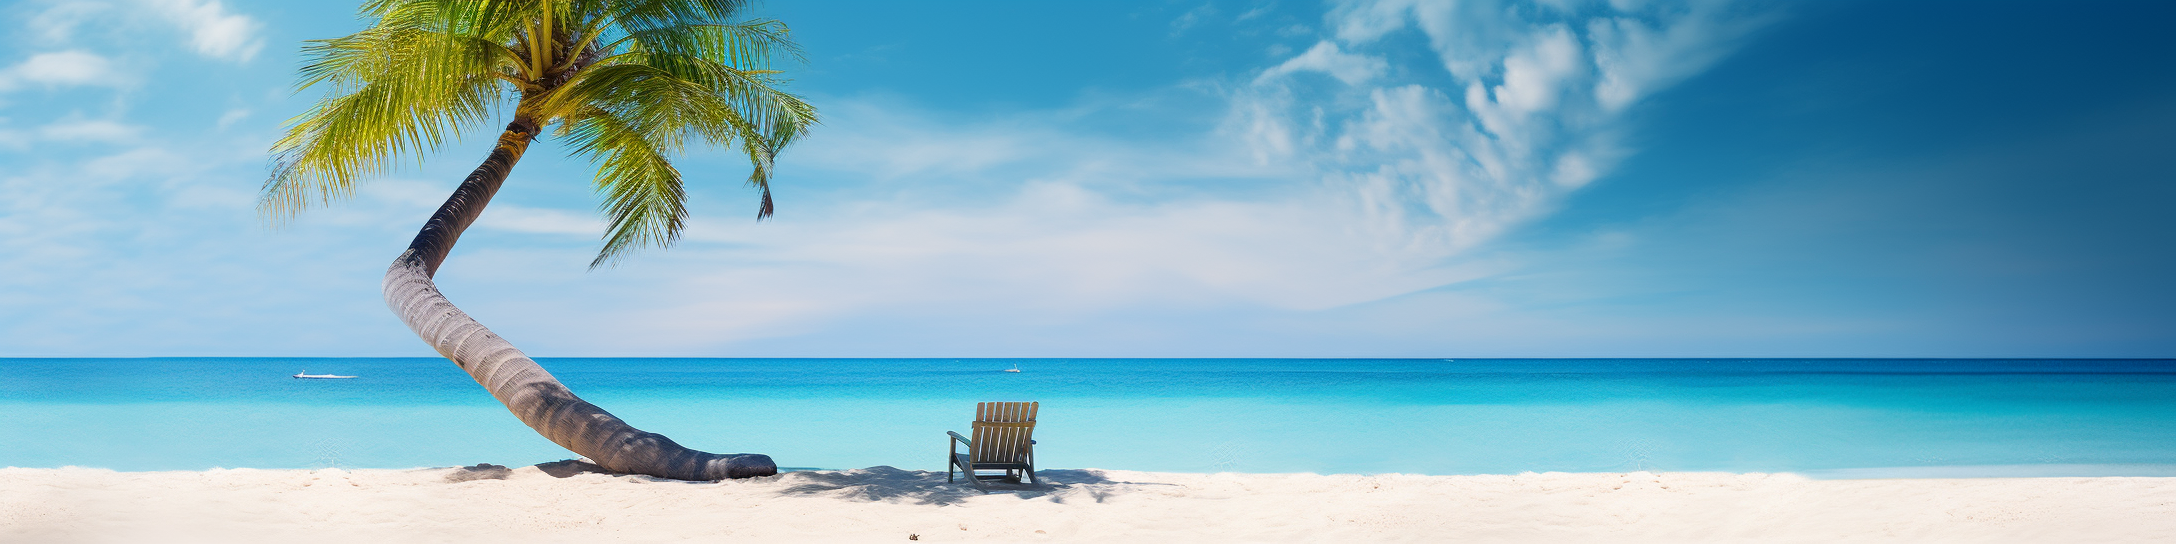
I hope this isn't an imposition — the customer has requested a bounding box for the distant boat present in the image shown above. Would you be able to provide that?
[293,371,357,379]
[1003,364,1021,373]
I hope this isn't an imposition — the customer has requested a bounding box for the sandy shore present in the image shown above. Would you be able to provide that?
[3,464,2173,543]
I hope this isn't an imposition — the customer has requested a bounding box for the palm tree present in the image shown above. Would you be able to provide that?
[262,0,817,480]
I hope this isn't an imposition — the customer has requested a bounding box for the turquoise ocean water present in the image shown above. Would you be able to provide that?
[4,358,2174,477]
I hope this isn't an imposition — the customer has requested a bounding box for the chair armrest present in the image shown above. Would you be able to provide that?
[948,431,973,446]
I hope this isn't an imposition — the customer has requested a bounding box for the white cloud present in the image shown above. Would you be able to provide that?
[0,50,127,90]
[39,118,144,143]
[1257,41,1388,86]
[1473,25,1584,124]
[1333,0,1525,81]
[1589,1,1768,112]
[4,1,264,67]
[142,0,263,62]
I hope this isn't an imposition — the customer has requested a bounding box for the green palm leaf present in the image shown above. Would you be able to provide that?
[265,0,816,264]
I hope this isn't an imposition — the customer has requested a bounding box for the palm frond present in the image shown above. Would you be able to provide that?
[604,0,752,31]
[578,47,816,151]
[547,47,813,259]
[264,24,518,220]
[560,105,687,268]
[618,20,803,69]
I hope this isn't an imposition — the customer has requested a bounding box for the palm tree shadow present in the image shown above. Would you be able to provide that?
[533,459,618,478]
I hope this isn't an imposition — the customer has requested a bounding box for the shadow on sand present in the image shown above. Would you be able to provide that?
[765,466,1171,506]
[428,461,1175,507]
[486,460,1173,506]
[533,459,617,479]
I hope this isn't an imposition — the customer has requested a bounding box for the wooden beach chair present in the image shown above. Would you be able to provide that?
[947,401,1038,490]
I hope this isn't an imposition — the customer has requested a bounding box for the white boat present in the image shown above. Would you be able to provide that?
[293,371,358,379]
[1003,364,1021,373]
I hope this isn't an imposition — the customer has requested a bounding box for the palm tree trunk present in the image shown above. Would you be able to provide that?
[382,119,777,480]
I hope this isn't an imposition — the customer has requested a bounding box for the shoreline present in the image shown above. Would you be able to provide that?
[6,465,2174,542]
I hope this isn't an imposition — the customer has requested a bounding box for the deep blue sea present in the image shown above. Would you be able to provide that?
[4,358,2175,477]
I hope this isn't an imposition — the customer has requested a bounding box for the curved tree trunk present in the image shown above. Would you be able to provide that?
[382,119,777,480]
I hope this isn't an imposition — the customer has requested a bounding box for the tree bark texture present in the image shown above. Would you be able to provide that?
[381,120,778,480]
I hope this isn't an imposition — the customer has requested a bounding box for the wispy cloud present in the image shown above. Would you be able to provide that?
[1234,0,1767,258]
[142,0,264,62]
[39,117,144,143]
[8,1,264,67]
[1257,41,1386,85]
[0,50,128,91]
[24,1,105,43]
[1588,2,1769,113]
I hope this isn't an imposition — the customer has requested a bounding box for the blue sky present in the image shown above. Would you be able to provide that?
[0,0,2168,357]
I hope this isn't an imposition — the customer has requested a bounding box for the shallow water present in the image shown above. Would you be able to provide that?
[3,358,2173,476]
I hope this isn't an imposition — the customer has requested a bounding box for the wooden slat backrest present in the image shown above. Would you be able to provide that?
[970,401,1037,464]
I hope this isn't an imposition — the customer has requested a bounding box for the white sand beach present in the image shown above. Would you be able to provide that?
[3,464,2172,543]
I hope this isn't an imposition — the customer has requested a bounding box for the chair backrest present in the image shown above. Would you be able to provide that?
[970,401,1038,464]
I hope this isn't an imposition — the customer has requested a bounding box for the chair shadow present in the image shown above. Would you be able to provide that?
[766,466,1168,506]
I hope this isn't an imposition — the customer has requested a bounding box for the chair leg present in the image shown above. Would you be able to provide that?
[953,453,987,492]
